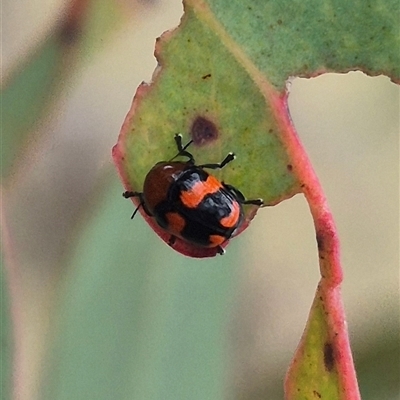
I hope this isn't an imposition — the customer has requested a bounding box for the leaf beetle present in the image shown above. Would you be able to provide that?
[123,134,263,254]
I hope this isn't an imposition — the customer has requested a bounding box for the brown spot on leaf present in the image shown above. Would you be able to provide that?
[323,342,335,372]
[190,116,218,145]
[316,232,324,251]
[287,164,293,171]
[313,390,322,398]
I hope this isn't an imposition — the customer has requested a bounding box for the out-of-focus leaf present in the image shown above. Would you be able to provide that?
[1,262,13,400]
[38,175,242,400]
[1,0,127,179]
[79,0,126,59]
[354,325,400,400]
[2,36,65,176]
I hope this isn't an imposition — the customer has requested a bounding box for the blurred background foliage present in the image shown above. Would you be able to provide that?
[1,1,399,399]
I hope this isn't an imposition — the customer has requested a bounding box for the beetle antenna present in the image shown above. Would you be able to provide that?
[170,134,194,162]
[131,203,143,219]
[123,192,144,219]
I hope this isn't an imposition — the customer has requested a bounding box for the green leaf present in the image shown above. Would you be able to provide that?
[114,13,300,204]
[285,292,341,399]
[209,0,400,89]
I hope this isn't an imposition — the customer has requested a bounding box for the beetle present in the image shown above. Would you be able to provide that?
[123,134,263,254]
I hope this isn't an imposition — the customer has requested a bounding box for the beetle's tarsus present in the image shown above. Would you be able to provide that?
[217,246,226,255]
[242,198,264,206]
[198,152,235,170]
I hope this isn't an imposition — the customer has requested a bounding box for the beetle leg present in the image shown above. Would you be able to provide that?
[168,235,177,246]
[223,184,264,207]
[174,133,184,151]
[198,152,236,170]
[223,183,245,202]
[123,191,141,198]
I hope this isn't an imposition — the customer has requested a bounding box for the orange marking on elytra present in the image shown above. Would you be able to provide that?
[209,234,226,246]
[219,201,240,228]
[180,175,222,208]
[165,212,186,235]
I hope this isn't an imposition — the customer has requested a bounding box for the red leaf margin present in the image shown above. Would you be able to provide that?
[270,93,361,399]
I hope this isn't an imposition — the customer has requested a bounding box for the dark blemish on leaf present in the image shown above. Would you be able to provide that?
[190,116,218,146]
[277,19,283,25]
[316,233,324,251]
[313,390,322,398]
[287,164,293,172]
[323,342,335,372]
[202,73,212,80]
